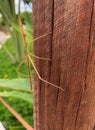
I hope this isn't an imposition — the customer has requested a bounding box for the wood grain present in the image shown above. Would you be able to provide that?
[32,0,95,130]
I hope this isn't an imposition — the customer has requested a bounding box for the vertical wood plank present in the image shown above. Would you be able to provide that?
[32,0,53,129]
[33,0,95,130]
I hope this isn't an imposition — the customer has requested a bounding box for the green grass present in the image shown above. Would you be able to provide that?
[0,36,34,129]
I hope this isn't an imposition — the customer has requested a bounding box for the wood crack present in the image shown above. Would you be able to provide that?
[89,0,94,42]
[74,93,82,129]
[74,1,94,129]
[84,0,94,92]
[49,0,54,82]
[93,123,95,130]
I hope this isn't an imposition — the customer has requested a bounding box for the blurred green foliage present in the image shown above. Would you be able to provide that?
[0,13,34,129]
[0,0,24,63]
[0,38,26,78]
[0,40,34,129]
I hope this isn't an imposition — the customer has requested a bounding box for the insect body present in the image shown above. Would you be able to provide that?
[18,16,64,92]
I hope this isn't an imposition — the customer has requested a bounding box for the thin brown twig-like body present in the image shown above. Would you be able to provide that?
[32,32,52,42]
[28,55,64,92]
[0,97,34,130]
[16,57,28,77]
[29,52,51,61]
[19,16,33,91]
[18,16,64,92]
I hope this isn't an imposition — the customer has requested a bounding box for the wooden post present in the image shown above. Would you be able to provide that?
[32,0,95,130]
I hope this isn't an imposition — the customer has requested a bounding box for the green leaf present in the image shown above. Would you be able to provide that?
[9,126,26,130]
[0,91,33,104]
[0,0,25,63]
[0,78,31,92]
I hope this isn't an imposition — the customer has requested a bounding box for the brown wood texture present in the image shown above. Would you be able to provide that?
[32,0,95,130]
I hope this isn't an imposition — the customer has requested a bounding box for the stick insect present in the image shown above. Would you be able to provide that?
[17,16,64,92]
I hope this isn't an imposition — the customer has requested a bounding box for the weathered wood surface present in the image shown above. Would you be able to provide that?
[32,0,95,130]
